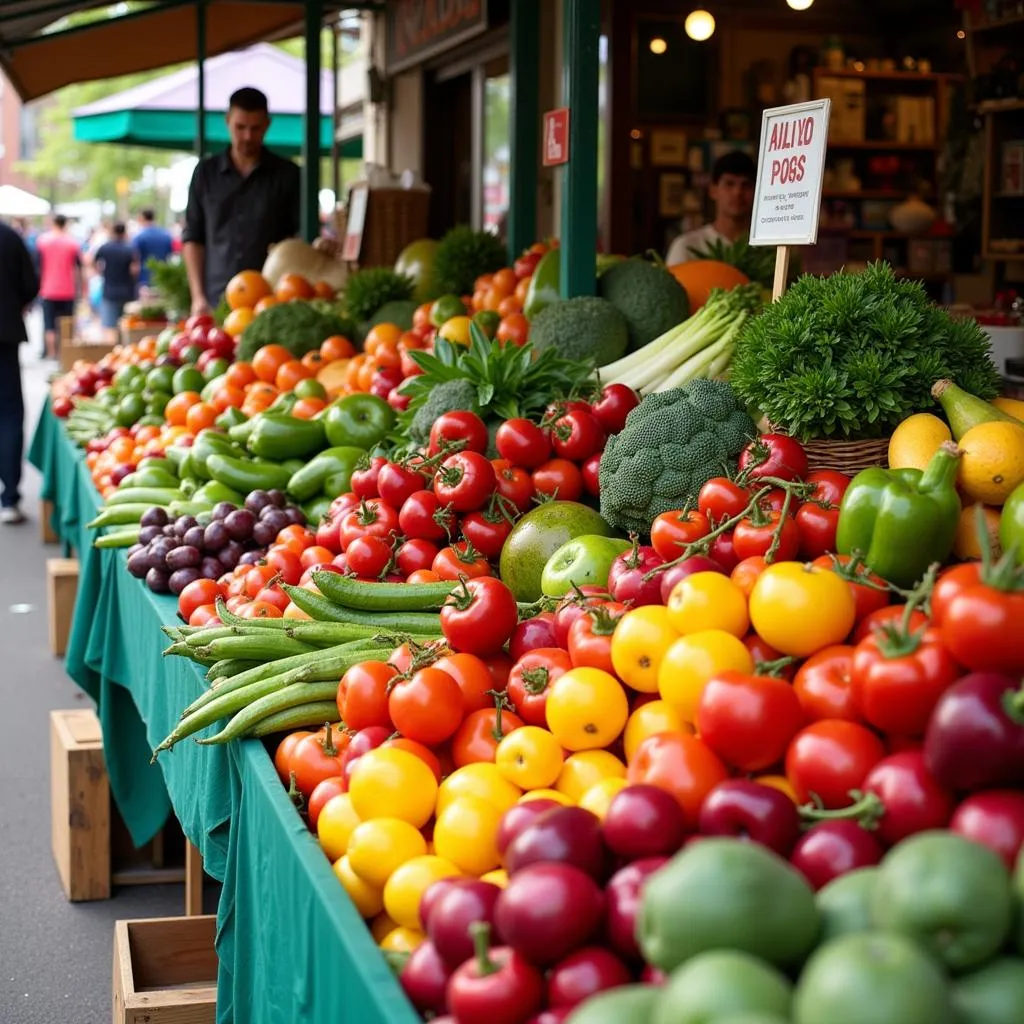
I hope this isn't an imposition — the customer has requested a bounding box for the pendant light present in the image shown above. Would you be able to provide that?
[685,9,716,41]
[787,0,814,8]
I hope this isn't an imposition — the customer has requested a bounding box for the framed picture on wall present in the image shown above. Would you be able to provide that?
[650,130,687,167]
[659,173,686,217]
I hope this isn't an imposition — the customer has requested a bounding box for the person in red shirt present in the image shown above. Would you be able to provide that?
[36,214,84,360]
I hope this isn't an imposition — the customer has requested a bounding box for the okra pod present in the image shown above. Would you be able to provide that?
[311,570,457,612]
[182,625,239,648]
[247,701,341,738]
[196,681,341,745]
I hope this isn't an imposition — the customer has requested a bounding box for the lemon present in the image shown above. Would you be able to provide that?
[888,413,952,471]
[958,421,1024,505]
[993,396,1024,423]
[437,315,473,346]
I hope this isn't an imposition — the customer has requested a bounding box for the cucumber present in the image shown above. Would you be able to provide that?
[105,486,182,507]
[87,504,158,529]
[94,526,142,548]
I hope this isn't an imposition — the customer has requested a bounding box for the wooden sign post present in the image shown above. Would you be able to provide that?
[748,99,832,301]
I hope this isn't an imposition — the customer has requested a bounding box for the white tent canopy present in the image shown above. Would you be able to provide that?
[0,185,51,217]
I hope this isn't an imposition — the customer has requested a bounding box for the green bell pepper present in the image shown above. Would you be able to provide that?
[1000,482,1024,566]
[206,453,292,495]
[229,418,256,445]
[522,248,561,319]
[246,413,326,461]
[215,406,248,431]
[287,446,365,502]
[189,428,241,481]
[268,391,299,415]
[836,441,963,588]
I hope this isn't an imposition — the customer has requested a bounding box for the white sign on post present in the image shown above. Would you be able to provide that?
[748,99,832,299]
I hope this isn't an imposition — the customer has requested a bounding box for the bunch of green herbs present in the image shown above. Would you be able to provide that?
[730,262,1001,441]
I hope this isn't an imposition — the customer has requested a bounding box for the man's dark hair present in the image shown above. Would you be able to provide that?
[229,87,269,114]
[140,208,155,222]
[113,221,126,237]
[711,150,756,183]
[53,214,67,229]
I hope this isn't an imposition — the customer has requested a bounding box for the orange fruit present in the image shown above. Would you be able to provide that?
[165,391,202,427]
[254,295,280,314]
[275,359,313,392]
[313,280,337,300]
[497,296,522,318]
[223,307,255,337]
[252,344,294,384]
[365,323,403,351]
[321,335,356,361]
[301,350,325,372]
[226,270,271,311]
[490,268,518,297]
[211,384,246,412]
[275,273,316,302]
[514,277,531,305]
[226,362,257,389]
[185,401,218,434]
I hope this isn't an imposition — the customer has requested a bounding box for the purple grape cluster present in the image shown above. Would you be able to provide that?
[125,490,306,595]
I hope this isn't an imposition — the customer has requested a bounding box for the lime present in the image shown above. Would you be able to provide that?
[155,335,172,355]
[145,390,172,416]
[294,377,327,401]
[472,310,501,339]
[172,365,206,395]
[146,365,176,395]
[113,364,144,391]
[203,357,230,382]
[430,294,466,328]
[115,393,146,427]
[438,315,473,347]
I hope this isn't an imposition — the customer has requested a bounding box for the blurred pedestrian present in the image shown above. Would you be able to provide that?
[133,208,173,291]
[0,219,40,524]
[36,214,83,360]
[91,222,138,343]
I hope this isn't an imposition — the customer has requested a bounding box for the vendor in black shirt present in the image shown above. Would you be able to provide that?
[182,87,301,314]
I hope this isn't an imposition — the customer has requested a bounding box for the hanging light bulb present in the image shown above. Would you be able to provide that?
[685,10,716,41]
[787,0,815,9]
[650,37,668,54]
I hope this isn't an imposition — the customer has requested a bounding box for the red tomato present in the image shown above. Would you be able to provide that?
[290,726,350,799]
[396,538,440,577]
[340,499,400,549]
[237,600,283,619]
[532,459,583,502]
[450,704,525,767]
[377,461,429,508]
[307,776,347,830]
[337,660,398,731]
[696,670,806,773]
[861,751,955,848]
[930,562,984,626]
[299,545,336,570]
[350,456,387,499]
[730,556,769,599]
[429,410,489,457]
[482,651,514,693]
[939,584,1024,675]
[852,604,929,645]
[851,627,962,737]
[493,461,534,514]
[345,534,393,578]
[552,587,611,649]
[178,577,224,622]
[812,554,890,626]
[408,569,443,584]
[650,510,711,562]
[785,720,887,808]
[795,503,841,561]
[434,652,498,714]
[440,577,519,655]
[461,509,515,560]
[188,603,221,627]
[738,433,809,483]
[698,477,750,523]
[495,418,552,469]
[254,585,290,612]
[507,648,574,727]
[792,645,859,722]
[755,488,791,516]
[708,531,740,572]
[550,410,605,462]
[590,383,640,435]
[805,470,851,506]
[433,451,497,512]
[263,547,303,587]
[732,512,800,563]
[567,602,628,674]
[626,733,729,825]
[273,730,312,786]
[388,667,464,745]
[741,633,795,680]
[581,452,601,497]
[433,542,492,581]
[400,490,457,542]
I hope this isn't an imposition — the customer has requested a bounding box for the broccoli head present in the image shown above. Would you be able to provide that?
[406,379,481,444]
[599,380,756,535]
[529,297,629,368]
[598,258,691,352]
[237,302,356,362]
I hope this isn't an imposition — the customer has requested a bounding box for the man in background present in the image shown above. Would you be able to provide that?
[0,219,40,524]
[91,222,138,342]
[182,87,300,314]
[133,208,173,290]
[36,214,83,360]
[666,150,756,265]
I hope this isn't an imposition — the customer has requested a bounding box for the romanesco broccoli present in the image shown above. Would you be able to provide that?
[599,380,756,535]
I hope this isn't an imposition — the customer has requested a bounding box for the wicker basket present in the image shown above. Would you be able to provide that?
[802,437,890,475]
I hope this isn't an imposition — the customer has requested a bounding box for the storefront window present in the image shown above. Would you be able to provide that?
[483,72,510,233]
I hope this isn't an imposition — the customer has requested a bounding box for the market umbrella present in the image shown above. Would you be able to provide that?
[0,184,51,217]
[71,43,362,159]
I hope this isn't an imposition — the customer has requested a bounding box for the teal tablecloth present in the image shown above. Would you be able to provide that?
[28,405,418,1024]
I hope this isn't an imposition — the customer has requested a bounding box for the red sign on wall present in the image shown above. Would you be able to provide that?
[543,108,570,167]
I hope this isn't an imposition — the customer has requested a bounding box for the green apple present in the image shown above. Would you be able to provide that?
[541,534,632,598]
[323,393,395,449]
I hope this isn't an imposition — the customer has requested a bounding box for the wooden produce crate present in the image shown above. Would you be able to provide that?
[119,323,168,347]
[113,916,217,1024]
[40,498,59,544]
[47,557,79,657]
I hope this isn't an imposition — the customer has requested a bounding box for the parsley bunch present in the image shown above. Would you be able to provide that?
[730,262,1001,441]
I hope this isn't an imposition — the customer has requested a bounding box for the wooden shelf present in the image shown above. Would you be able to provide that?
[977,98,1024,115]
[813,68,956,83]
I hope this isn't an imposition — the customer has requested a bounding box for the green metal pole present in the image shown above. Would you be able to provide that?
[559,0,600,298]
[508,0,540,263]
[302,0,323,241]
[196,0,206,158]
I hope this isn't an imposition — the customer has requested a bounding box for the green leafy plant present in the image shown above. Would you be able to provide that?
[343,267,414,322]
[430,226,508,298]
[686,238,779,290]
[730,262,1002,441]
[147,258,190,318]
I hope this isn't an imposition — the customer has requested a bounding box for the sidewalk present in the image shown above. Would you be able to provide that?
[0,324,185,1023]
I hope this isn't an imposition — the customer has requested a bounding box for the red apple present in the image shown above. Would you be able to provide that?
[496,800,562,859]
[602,784,687,861]
[504,806,608,880]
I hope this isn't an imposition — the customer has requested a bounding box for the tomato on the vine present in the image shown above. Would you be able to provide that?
[388,667,464,746]
[345,534,393,578]
[708,531,740,572]
[698,477,750,523]
[429,410,489,457]
[440,577,519,655]
[433,451,497,512]
[738,433,809,483]
[567,602,628,674]
[811,554,890,625]
[785,720,886,808]
[495,418,551,469]
[399,489,456,542]
[340,499,400,549]
[532,459,583,502]
[852,604,929,645]
[650,509,711,561]
[461,509,515,560]
[590,383,640,435]
[795,502,841,560]
[433,541,491,581]
[732,511,801,563]
[550,410,605,462]
[377,461,428,508]
[350,456,387,499]
[492,460,534,513]
[805,470,851,506]
[507,648,573,726]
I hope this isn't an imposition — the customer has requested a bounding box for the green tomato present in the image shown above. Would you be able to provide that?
[172,365,206,395]
[999,482,1024,566]
[322,393,396,450]
[294,377,328,401]
[540,534,632,597]
[430,294,467,327]
[115,393,146,427]
[145,364,176,395]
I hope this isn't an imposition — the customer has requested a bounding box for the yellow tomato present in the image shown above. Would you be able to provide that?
[438,315,473,346]
[495,726,564,790]
[578,777,630,820]
[546,667,629,751]
[348,747,438,829]
[480,868,509,888]
[610,606,680,693]
[519,788,574,806]
[332,855,384,918]
[657,630,755,723]
[667,572,750,638]
[383,855,463,930]
[755,774,799,803]
[555,749,627,802]
[316,793,361,862]
[623,700,688,763]
[437,763,522,816]
[749,562,856,658]
[370,912,399,943]
[346,817,428,889]
[379,926,426,953]
[433,795,503,876]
